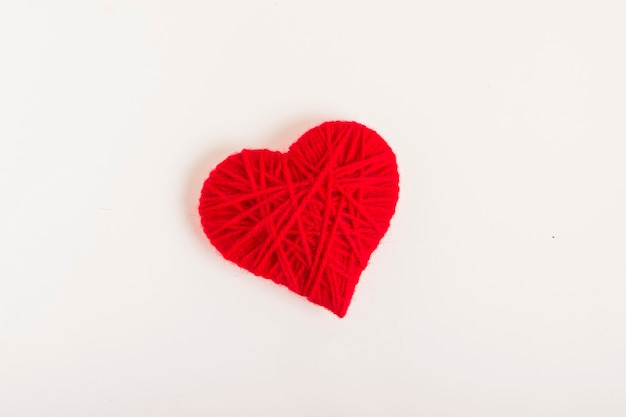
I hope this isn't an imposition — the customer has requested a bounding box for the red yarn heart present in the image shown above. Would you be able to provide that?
[199,121,399,317]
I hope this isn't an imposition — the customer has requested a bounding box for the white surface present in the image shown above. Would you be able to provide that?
[1,1,626,416]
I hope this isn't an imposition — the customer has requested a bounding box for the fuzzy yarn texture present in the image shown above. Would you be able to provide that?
[198,121,399,317]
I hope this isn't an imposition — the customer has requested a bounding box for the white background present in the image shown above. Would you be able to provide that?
[1,1,625,416]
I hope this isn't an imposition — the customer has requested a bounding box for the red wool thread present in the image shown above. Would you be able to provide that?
[198,121,399,317]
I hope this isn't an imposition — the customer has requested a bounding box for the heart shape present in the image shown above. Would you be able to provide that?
[199,121,399,317]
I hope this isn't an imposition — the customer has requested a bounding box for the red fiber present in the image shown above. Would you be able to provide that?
[198,121,399,317]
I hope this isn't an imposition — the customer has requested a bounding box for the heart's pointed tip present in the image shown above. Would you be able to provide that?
[334,309,348,319]
[324,306,347,318]
[328,301,351,318]
[306,293,351,318]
